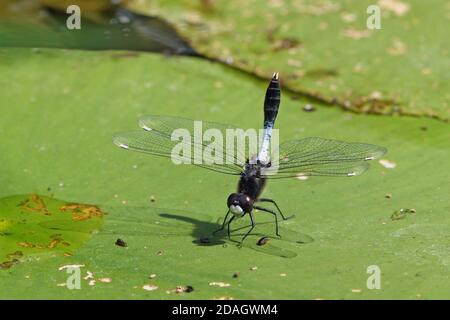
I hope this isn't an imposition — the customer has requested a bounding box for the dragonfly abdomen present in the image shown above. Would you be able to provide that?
[258,72,281,164]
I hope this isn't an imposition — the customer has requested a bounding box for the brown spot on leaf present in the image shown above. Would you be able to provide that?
[18,235,68,250]
[0,251,23,269]
[343,28,372,39]
[17,241,35,248]
[378,0,410,16]
[271,37,301,52]
[387,39,407,56]
[351,96,399,115]
[6,251,23,259]
[60,203,104,221]
[305,69,338,79]
[0,259,19,269]
[48,239,59,249]
[266,26,301,52]
[18,194,51,215]
[341,12,357,23]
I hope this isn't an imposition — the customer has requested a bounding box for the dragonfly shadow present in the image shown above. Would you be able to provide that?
[158,213,227,246]
[159,211,315,258]
[157,212,314,253]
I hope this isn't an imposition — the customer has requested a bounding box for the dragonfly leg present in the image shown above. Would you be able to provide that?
[213,209,230,235]
[254,205,280,237]
[227,215,235,240]
[256,198,287,220]
[241,212,256,243]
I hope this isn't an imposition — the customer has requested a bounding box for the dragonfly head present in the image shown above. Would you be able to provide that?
[227,193,253,218]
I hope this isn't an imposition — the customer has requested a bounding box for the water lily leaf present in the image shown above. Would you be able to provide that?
[0,195,104,269]
[0,48,449,299]
[126,0,450,120]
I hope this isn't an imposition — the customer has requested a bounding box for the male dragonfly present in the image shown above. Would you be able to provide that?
[113,73,387,243]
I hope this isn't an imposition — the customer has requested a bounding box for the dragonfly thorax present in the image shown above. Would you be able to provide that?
[243,160,271,177]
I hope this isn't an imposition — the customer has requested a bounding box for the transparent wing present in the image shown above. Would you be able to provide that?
[264,137,387,179]
[113,115,249,175]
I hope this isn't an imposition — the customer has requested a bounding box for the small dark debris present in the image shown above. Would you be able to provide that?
[239,58,248,65]
[391,208,416,221]
[115,238,127,247]
[175,286,184,293]
[232,272,239,278]
[303,104,315,112]
[184,285,194,293]
[385,193,392,199]
[156,250,163,256]
[257,236,270,246]
[272,38,301,52]
[305,69,338,78]
[200,236,210,244]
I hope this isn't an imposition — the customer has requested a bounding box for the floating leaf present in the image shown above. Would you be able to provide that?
[0,195,104,269]
[126,0,450,120]
[0,48,449,299]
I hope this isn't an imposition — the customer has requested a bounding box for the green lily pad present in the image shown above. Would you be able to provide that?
[126,0,450,120]
[0,0,194,54]
[0,194,104,269]
[0,48,449,299]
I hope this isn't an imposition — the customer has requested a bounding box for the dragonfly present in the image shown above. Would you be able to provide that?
[113,73,387,243]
